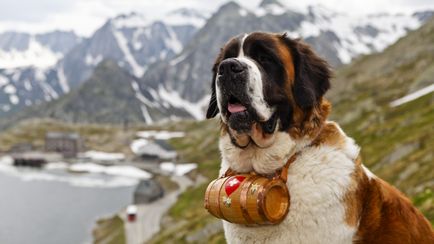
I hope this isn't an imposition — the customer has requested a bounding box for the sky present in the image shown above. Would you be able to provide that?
[0,0,433,37]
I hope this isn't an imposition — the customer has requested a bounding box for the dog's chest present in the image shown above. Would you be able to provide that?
[223,146,358,244]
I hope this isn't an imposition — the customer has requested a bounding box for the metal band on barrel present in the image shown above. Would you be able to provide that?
[217,177,232,222]
[240,175,259,225]
[204,179,216,210]
[257,180,271,223]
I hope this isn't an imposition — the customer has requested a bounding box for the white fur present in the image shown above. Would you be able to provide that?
[237,33,274,121]
[330,121,360,160]
[362,165,376,180]
[215,79,226,122]
[220,123,359,244]
[238,34,248,57]
[236,56,274,121]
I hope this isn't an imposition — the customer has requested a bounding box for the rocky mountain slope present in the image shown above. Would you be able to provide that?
[0,31,81,116]
[59,9,206,89]
[139,0,432,104]
[0,30,81,69]
[0,0,432,124]
[0,60,193,126]
[0,9,206,118]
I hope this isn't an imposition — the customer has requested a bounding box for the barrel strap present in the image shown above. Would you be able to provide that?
[222,152,298,182]
[278,153,298,183]
[223,168,236,178]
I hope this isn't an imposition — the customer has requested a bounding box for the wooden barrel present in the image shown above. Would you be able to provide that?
[204,174,290,225]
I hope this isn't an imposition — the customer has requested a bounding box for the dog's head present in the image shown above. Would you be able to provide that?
[207,32,331,153]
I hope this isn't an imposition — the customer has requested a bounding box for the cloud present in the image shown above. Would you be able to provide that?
[0,0,433,36]
[0,0,75,22]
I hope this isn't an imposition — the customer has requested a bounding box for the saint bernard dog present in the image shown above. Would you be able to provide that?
[205,32,434,244]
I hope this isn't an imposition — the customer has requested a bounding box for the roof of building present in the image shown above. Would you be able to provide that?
[134,179,164,196]
[46,132,80,140]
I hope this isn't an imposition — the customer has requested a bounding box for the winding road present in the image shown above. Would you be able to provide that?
[123,175,193,244]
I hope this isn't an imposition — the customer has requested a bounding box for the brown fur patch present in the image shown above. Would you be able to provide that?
[275,35,295,83]
[311,120,345,148]
[310,121,434,241]
[344,157,366,227]
[288,99,332,140]
[345,164,434,243]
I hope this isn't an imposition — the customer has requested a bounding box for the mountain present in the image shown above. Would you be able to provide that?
[0,60,195,126]
[0,9,206,118]
[59,10,206,89]
[0,30,81,69]
[0,30,81,116]
[0,0,432,124]
[138,1,432,106]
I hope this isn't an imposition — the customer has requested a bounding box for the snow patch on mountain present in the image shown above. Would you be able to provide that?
[0,74,8,87]
[139,105,153,124]
[111,12,149,29]
[9,95,19,105]
[112,29,145,77]
[165,27,183,54]
[390,83,434,107]
[255,2,286,16]
[157,85,208,120]
[85,54,103,67]
[39,79,58,101]
[57,66,69,93]
[169,53,189,66]
[24,79,32,91]
[3,84,16,94]
[164,8,208,28]
[284,4,426,63]
[0,37,62,69]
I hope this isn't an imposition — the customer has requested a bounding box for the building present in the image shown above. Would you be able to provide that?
[11,151,62,168]
[45,132,82,158]
[132,139,177,161]
[9,143,33,153]
[133,179,164,204]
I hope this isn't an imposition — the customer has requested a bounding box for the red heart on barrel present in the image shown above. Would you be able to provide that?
[225,176,246,196]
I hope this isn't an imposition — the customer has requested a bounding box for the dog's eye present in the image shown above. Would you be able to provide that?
[257,54,272,64]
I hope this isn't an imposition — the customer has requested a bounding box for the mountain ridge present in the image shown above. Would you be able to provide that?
[0,1,432,124]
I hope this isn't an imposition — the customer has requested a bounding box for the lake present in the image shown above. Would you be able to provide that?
[0,162,137,244]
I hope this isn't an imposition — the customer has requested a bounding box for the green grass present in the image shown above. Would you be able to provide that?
[334,92,434,221]
[413,189,434,226]
[93,215,126,244]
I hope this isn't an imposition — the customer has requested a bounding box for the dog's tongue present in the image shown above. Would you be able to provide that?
[228,103,247,113]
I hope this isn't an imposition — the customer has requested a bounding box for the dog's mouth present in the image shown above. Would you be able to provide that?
[223,94,254,132]
[227,110,279,149]
[228,96,247,114]
[221,89,279,149]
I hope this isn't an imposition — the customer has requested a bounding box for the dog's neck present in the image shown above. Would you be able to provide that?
[219,100,332,175]
[219,131,317,176]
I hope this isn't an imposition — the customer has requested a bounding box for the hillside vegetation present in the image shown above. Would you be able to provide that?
[329,17,434,219]
[0,118,144,156]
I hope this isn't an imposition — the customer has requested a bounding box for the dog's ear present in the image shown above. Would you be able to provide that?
[206,50,224,119]
[281,34,331,109]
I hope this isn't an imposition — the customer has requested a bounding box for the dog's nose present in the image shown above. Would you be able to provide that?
[218,58,246,76]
